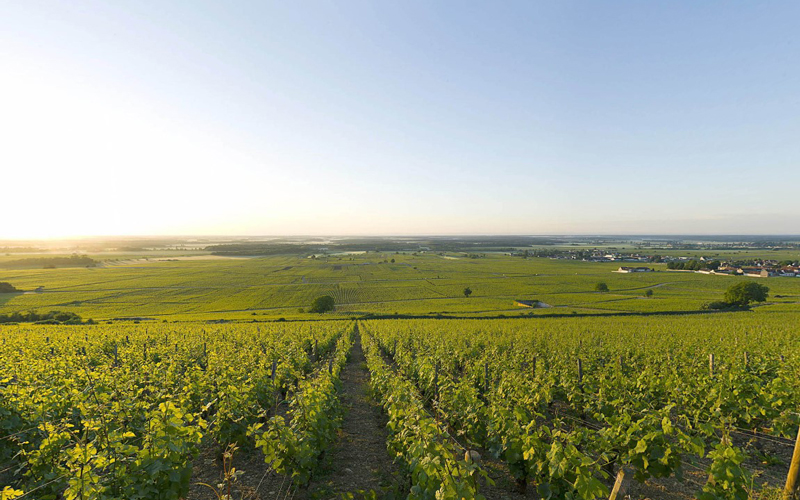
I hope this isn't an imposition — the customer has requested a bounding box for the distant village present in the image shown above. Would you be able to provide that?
[675,262,800,278]
[514,249,800,278]
[614,264,800,277]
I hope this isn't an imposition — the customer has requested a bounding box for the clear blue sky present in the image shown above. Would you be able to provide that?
[2,1,798,237]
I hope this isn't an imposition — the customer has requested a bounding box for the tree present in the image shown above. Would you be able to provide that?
[644,289,653,298]
[309,295,335,313]
[724,282,769,307]
[463,287,473,298]
[595,282,609,292]
[0,282,19,293]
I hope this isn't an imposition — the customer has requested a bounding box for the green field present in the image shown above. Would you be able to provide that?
[2,251,799,322]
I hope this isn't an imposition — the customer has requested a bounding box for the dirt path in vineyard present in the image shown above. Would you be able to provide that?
[305,325,402,498]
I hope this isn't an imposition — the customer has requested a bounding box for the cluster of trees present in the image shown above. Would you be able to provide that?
[1,247,41,254]
[309,296,335,313]
[704,282,770,310]
[1,254,98,269]
[209,237,558,256]
[0,310,92,325]
[0,282,19,293]
[666,260,720,270]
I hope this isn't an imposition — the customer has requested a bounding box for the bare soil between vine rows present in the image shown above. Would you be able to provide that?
[304,334,403,499]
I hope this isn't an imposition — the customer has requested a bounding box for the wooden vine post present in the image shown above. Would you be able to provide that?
[609,469,626,500]
[434,362,439,400]
[784,425,800,499]
[434,362,440,424]
[709,353,715,378]
[269,359,278,413]
[577,358,583,391]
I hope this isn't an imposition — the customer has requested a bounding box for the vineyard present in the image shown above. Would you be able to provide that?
[0,322,353,499]
[361,314,800,499]
[2,313,800,499]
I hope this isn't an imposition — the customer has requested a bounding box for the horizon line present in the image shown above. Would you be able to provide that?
[3,233,800,242]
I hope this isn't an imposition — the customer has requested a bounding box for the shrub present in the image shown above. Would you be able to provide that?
[703,301,734,311]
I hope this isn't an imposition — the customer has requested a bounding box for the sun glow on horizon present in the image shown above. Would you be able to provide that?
[1,59,290,239]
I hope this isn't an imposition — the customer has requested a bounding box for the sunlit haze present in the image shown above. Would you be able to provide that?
[2,2,798,239]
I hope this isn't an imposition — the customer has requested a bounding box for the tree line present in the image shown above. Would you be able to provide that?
[666,260,720,270]
[0,254,98,269]
[0,310,93,324]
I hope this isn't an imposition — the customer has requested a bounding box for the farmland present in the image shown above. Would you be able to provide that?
[2,243,800,499]
[2,250,800,322]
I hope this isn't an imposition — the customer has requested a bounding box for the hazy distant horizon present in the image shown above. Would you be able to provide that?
[3,233,800,244]
[3,2,798,239]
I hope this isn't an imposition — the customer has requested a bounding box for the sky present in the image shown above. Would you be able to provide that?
[1,1,798,238]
